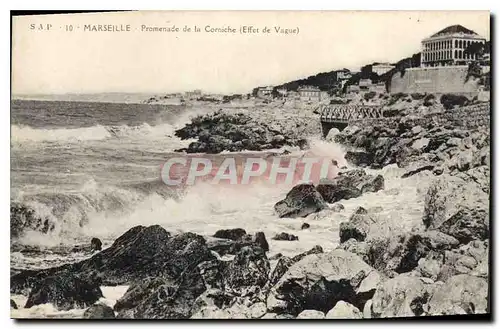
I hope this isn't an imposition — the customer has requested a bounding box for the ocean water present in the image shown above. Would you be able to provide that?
[10,99,431,318]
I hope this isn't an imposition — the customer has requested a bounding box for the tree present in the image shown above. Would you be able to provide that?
[464,42,485,59]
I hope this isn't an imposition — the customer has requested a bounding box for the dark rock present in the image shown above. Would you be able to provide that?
[274,184,327,218]
[10,299,17,309]
[339,207,373,243]
[301,223,310,230]
[213,228,247,241]
[253,232,269,252]
[269,253,283,261]
[367,231,459,275]
[267,249,382,315]
[371,276,434,318]
[427,274,488,315]
[11,225,215,293]
[344,151,374,167]
[11,202,55,238]
[438,207,489,244]
[90,238,102,251]
[223,246,270,292]
[25,273,103,311]
[272,232,299,241]
[83,304,115,319]
[115,270,207,319]
[317,169,384,203]
[291,245,324,263]
[401,164,435,179]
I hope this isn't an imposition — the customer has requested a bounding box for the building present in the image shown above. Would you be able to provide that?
[372,63,395,75]
[297,85,321,102]
[256,86,274,99]
[335,69,352,81]
[421,25,486,67]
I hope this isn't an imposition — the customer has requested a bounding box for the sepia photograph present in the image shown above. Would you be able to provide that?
[9,10,491,320]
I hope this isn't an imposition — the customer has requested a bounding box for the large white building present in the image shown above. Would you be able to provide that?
[420,25,486,67]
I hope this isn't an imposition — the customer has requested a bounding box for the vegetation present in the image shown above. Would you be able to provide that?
[410,93,426,101]
[440,94,469,110]
[423,94,436,107]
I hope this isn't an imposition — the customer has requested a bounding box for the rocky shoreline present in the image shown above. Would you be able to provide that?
[10,101,490,319]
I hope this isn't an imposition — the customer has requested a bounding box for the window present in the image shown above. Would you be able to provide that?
[454,50,458,59]
[459,50,462,59]
[455,40,458,48]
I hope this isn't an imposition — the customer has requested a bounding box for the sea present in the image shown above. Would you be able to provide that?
[10,99,431,318]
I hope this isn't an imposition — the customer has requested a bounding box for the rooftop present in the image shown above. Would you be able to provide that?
[430,25,480,38]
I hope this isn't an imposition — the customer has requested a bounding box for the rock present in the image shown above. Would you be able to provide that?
[411,138,430,152]
[252,232,269,252]
[90,237,102,251]
[272,232,299,241]
[325,301,362,319]
[267,249,382,315]
[297,310,325,319]
[415,250,444,280]
[437,207,489,244]
[338,239,370,264]
[301,223,310,230]
[344,151,374,167]
[115,267,207,319]
[213,228,247,241]
[339,207,373,243]
[269,253,283,261]
[437,240,488,281]
[274,184,327,218]
[223,246,270,292]
[291,245,324,263]
[24,273,103,311]
[423,175,489,229]
[11,202,55,238]
[12,226,215,294]
[427,274,488,315]
[367,231,459,275]
[10,299,17,309]
[317,169,384,203]
[83,304,115,319]
[371,276,434,318]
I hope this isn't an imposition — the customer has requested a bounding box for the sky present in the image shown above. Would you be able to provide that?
[12,11,490,95]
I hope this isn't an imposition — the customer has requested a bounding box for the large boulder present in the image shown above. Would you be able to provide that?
[223,246,270,292]
[274,184,327,218]
[316,169,384,203]
[423,175,489,230]
[266,249,382,315]
[24,273,103,311]
[437,207,489,244]
[367,231,459,276]
[83,304,115,319]
[427,274,489,315]
[371,276,435,318]
[213,228,247,241]
[11,225,215,293]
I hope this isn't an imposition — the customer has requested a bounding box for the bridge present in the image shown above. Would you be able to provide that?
[319,104,385,136]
